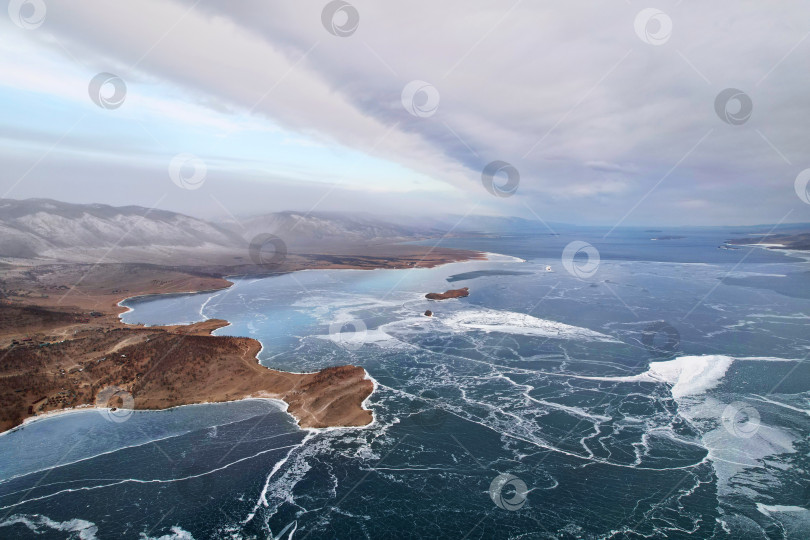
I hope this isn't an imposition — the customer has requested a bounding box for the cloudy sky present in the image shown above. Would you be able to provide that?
[1,0,809,226]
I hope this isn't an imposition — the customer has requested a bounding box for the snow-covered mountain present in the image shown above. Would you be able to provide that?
[0,200,447,264]
[0,199,245,263]
[0,198,552,264]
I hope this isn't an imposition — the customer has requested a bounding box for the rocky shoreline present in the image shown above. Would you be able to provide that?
[0,248,484,432]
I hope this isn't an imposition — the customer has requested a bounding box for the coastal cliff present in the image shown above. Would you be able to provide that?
[0,246,483,432]
[0,264,378,432]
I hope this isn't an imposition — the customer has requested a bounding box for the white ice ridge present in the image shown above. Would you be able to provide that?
[483,252,527,263]
[0,514,99,539]
[0,442,302,512]
[140,525,196,539]
[442,309,619,342]
[756,504,810,516]
[581,355,735,398]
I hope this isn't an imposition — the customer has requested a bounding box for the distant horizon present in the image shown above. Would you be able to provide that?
[3,195,809,231]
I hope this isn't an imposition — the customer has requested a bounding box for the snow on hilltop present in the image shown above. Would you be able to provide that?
[0,199,444,263]
[0,198,244,262]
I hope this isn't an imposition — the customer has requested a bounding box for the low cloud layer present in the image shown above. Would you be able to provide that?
[2,0,810,225]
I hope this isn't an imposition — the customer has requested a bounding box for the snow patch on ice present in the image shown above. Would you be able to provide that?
[441,309,619,342]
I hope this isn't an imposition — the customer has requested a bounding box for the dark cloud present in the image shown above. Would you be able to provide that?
[2,0,809,225]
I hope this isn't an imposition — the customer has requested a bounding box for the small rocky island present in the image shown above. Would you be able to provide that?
[425,287,470,300]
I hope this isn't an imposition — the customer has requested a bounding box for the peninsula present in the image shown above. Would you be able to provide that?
[0,247,482,432]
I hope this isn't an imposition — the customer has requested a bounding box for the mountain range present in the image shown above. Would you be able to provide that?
[4,198,806,266]
[0,199,454,264]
